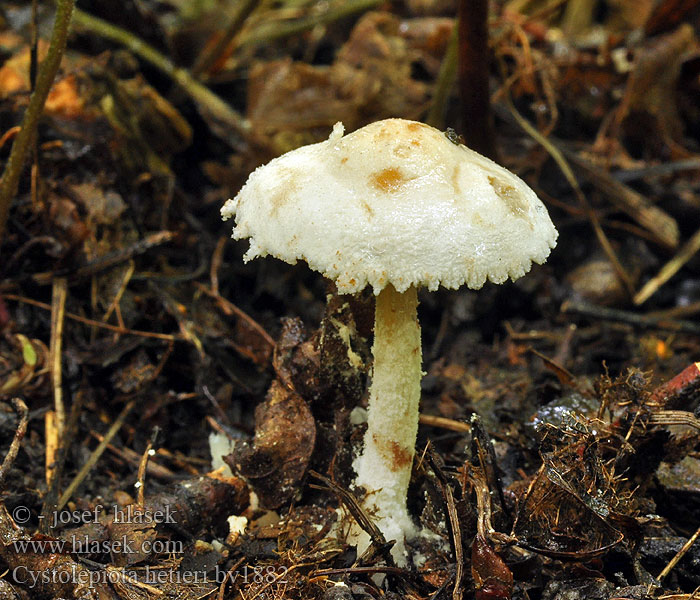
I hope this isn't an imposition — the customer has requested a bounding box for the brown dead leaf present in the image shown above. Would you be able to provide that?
[106,518,156,567]
[398,17,454,76]
[229,380,316,508]
[273,317,319,396]
[333,11,429,119]
[45,74,85,119]
[247,58,355,142]
[69,182,127,226]
[48,194,90,247]
[318,295,369,411]
[0,40,49,99]
[0,333,49,398]
[246,11,429,154]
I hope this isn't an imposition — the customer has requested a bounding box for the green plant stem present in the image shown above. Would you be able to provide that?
[0,0,75,251]
[71,0,382,137]
[70,8,253,142]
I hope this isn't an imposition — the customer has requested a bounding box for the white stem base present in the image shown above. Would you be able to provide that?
[351,284,422,564]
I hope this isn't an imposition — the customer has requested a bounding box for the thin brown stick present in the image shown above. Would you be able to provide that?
[90,431,175,480]
[634,225,700,305]
[4,294,179,341]
[57,400,136,511]
[426,447,465,600]
[195,282,275,348]
[529,347,575,386]
[217,557,246,600]
[0,126,20,151]
[50,277,67,439]
[658,522,700,580]
[419,414,471,433]
[309,470,395,566]
[104,565,164,596]
[136,428,159,507]
[0,398,29,490]
[29,230,174,285]
[558,144,679,250]
[45,410,58,487]
[102,260,135,323]
[192,0,260,77]
[70,8,256,148]
[647,301,700,320]
[457,0,496,159]
[40,390,85,532]
[561,299,700,335]
[209,236,228,297]
[236,0,383,48]
[499,97,636,298]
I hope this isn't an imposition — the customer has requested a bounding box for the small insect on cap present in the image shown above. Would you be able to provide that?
[221,119,558,294]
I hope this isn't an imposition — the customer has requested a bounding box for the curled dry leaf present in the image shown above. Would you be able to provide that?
[228,380,316,509]
[273,317,319,396]
[246,11,429,153]
[0,334,49,398]
[471,534,513,600]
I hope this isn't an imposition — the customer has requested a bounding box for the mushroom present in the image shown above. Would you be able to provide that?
[221,118,557,563]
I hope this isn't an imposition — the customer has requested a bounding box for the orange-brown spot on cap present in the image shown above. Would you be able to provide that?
[376,126,391,140]
[406,122,426,132]
[488,175,533,229]
[268,167,299,217]
[452,164,462,195]
[340,156,348,164]
[371,167,407,193]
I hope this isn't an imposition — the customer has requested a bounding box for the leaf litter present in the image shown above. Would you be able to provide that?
[2,1,700,599]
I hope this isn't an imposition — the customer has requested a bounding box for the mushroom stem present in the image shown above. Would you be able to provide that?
[353,283,422,556]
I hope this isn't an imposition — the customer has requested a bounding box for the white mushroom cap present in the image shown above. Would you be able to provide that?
[222,119,557,295]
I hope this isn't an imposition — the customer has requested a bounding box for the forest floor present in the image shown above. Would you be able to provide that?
[2,1,700,599]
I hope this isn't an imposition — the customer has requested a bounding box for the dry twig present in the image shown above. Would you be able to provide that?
[28,231,175,285]
[426,446,465,600]
[558,144,680,251]
[0,398,29,490]
[49,277,67,439]
[634,225,700,305]
[4,294,180,341]
[136,428,160,507]
[562,299,700,335]
[56,400,136,511]
[419,414,471,433]
[658,523,700,581]
[497,96,636,298]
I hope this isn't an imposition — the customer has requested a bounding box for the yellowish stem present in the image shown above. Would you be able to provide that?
[352,284,421,562]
